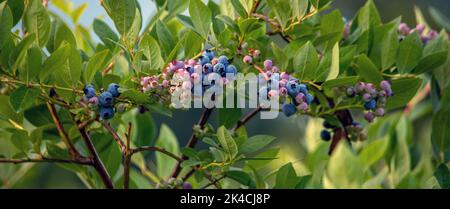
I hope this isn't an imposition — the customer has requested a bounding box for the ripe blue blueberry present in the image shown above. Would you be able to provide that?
[364,99,376,110]
[213,63,226,77]
[282,103,297,117]
[217,56,229,66]
[225,65,237,75]
[298,84,307,94]
[99,107,114,120]
[200,56,211,65]
[203,50,215,60]
[83,85,96,99]
[107,83,120,97]
[99,91,114,107]
[203,63,213,74]
[286,81,300,97]
[305,93,314,104]
[320,130,331,141]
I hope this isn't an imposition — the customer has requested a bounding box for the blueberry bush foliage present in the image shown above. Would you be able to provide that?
[0,0,449,189]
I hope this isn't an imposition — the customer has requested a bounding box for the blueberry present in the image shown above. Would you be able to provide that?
[375,108,385,117]
[362,93,372,102]
[107,83,120,97]
[99,91,114,107]
[225,65,237,75]
[364,112,375,123]
[298,84,307,94]
[364,99,376,110]
[346,87,356,97]
[203,50,215,60]
[320,130,331,141]
[380,80,391,91]
[282,103,297,117]
[100,107,114,120]
[305,93,314,104]
[286,81,300,97]
[259,87,269,100]
[83,85,96,99]
[200,56,211,65]
[213,63,226,77]
[182,182,193,189]
[218,56,229,66]
[264,60,273,70]
[203,63,213,74]
[243,55,253,64]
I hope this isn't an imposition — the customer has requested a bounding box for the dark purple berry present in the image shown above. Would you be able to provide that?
[320,130,331,141]
[282,103,297,117]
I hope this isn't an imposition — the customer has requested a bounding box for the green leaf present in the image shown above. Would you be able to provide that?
[326,142,364,188]
[239,135,276,154]
[355,54,383,84]
[218,107,241,129]
[155,124,179,178]
[274,162,299,189]
[320,10,344,51]
[189,0,212,40]
[105,0,136,36]
[155,20,175,57]
[54,22,77,49]
[0,2,12,49]
[397,32,423,73]
[322,76,360,90]
[413,32,449,74]
[432,85,450,152]
[9,86,40,113]
[24,104,52,127]
[295,175,312,189]
[294,42,319,80]
[359,137,388,167]
[217,126,238,161]
[24,46,42,82]
[391,116,411,187]
[434,164,450,189]
[93,18,119,51]
[183,30,203,59]
[225,170,256,189]
[216,15,240,34]
[10,33,36,75]
[122,109,156,147]
[230,0,247,18]
[370,20,399,70]
[23,0,51,47]
[39,42,70,82]
[354,0,381,32]
[326,43,340,80]
[83,50,109,84]
[139,34,163,72]
[266,0,291,29]
[10,130,32,152]
[0,95,23,124]
[99,142,121,177]
[291,0,308,21]
[247,148,279,169]
[6,0,24,26]
[386,77,422,110]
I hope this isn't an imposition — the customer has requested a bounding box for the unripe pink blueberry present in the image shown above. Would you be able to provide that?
[295,93,305,104]
[243,55,253,64]
[182,81,192,90]
[268,90,278,98]
[252,50,261,58]
[355,82,366,92]
[427,30,438,40]
[271,66,280,73]
[162,80,169,87]
[279,79,287,87]
[280,72,290,80]
[264,60,273,70]
[88,96,99,105]
[188,59,197,67]
[398,23,410,36]
[375,108,385,117]
[362,93,372,102]
[364,112,375,123]
[265,71,272,78]
[380,80,391,91]
[279,87,288,96]
[298,102,308,112]
[415,24,425,35]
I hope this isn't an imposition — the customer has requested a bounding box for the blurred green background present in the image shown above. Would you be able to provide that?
[1,0,448,188]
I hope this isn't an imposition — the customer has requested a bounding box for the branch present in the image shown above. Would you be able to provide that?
[201,175,226,189]
[171,108,214,178]
[101,121,127,153]
[0,157,92,165]
[232,106,262,132]
[47,102,81,159]
[1,77,83,94]
[131,146,182,162]
[79,127,114,189]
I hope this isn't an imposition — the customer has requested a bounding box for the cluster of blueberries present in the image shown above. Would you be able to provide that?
[243,57,314,117]
[320,120,366,141]
[159,50,238,100]
[83,83,120,120]
[346,80,393,123]
[398,23,446,44]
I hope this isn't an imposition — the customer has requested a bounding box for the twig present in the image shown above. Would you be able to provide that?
[131,146,182,162]
[47,102,81,159]
[171,108,214,178]
[232,106,262,132]
[79,127,114,189]
[201,175,226,189]
[0,157,92,165]
[101,121,126,153]
[1,77,83,94]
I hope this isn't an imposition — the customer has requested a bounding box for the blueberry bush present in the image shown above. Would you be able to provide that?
[0,0,449,189]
